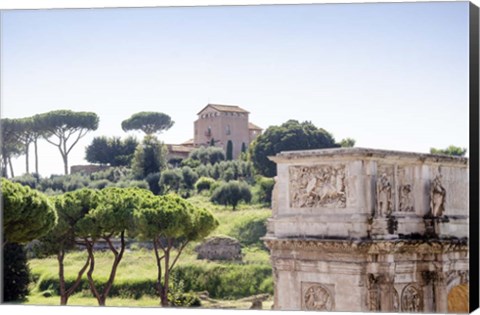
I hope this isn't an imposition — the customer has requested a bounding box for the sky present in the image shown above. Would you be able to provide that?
[1,1,471,177]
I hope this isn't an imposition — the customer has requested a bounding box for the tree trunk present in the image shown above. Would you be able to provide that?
[85,234,126,307]
[25,142,30,174]
[101,233,126,304]
[153,238,164,306]
[58,250,67,305]
[63,250,91,305]
[34,139,39,175]
[8,158,14,178]
[2,156,8,178]
[85,240,102,306]
[160,240,171,307]
[63,154,69,175]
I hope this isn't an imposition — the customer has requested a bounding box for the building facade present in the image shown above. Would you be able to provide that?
[193,104,262,159]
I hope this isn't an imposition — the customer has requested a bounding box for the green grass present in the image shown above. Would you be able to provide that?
[23,292,274,309]
[24,293,162,307]
[26,196,273,307]
[187,195,271,238]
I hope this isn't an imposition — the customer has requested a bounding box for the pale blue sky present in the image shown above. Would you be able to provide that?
[1,2,470,176]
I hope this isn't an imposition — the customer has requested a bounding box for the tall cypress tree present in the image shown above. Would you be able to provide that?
[226,140,233,160]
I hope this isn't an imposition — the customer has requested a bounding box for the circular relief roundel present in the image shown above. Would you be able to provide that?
[304,284,334,311]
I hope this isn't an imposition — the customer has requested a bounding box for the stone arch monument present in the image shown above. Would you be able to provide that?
[263,148,469,313]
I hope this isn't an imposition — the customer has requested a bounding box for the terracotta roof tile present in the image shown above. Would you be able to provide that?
[197,104,250,115]
[248,122,263,130]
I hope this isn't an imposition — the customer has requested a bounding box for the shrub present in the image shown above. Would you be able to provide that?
[231,213,270,247]
[159,169,183,194]
[90,167,131,183]
[171,263,272,299]
[210,181,252,210]
[145,172,161,195]
[3,243,30,302]
[255,176,275,206]
[88,179,111,190]
[113,179,149,189]
[11,173,39,189]
[195,177,216,193]
[181,167,198,191]
[37,174,90,193]
[168,278,201,307]
[187,146,225,165]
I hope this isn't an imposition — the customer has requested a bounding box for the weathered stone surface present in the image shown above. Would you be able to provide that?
[265,148,469,312]
[195,236,242,261]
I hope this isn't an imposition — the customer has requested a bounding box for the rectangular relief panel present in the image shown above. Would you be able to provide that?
[289,165,346,209]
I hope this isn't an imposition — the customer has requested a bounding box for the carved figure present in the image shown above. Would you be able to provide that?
[430,175,446,217]
[376,173,392,217]
[367,274,380,311]
[401,284,423,312]
[399,184,414,212]
[303,284,334,311]
[393,289,399,312]
[290,166,346,208]
[271,176,278,214]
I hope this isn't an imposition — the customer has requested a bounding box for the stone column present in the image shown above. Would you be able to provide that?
[366,274,380,312]
[433,272,448,313]
[378,274,396,312]
[420,271,435,312]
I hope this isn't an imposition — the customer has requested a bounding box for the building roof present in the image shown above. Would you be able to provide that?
[181,139,194,145]
[166,144,194,153]
[197,104,250,115]
[248,122,263,130]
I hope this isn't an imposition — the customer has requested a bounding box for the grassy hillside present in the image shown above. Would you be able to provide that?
[25,198,273,308]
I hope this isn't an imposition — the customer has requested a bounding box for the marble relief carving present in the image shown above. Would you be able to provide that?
[398,184,414,212]
[367,274,380,311]
[376,173,393,217]
[430,175,446,217]
[401,284,423,312]
[289,165,346,208]
[302,283,334,311]
[393,289,400,312]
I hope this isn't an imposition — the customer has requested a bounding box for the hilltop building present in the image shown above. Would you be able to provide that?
[193,104,262,159]
[73,104,262,173]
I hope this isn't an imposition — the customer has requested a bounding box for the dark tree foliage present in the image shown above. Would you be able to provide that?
[3,243,30,302]
[226,140,233,161]
[181,167,198,191]
[132,135,167,178]
[1,118,23,178]
[210,181,252,210]
[339,138,356,148]
[430,145,467,157]
[36,110,99,175]
[121,112,174,135]
[256,176,275,206]
[145,172,161,195]
[186,146,225,165]
[250,120,339,177]
[195,177,216,193]
[2,178,57,245]
[159,169,183,194]
[85,136,138,166]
